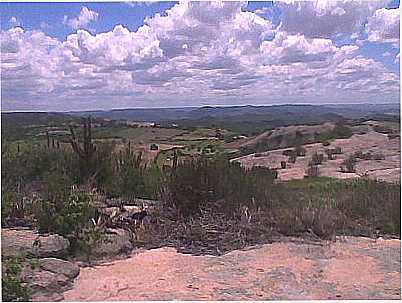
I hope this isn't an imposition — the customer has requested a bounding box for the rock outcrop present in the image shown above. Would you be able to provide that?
[92,228,133,257]
[2,228,79,302]
[1,228,70,258]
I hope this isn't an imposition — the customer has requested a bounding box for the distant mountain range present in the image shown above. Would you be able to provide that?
[2,103,399,137]
[68,103,400,122]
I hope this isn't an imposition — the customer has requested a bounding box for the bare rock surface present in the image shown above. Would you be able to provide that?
[1,228,69,258]
[63,236,401,301]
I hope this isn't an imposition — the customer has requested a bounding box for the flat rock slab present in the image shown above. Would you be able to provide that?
[63,236,401,301]
[1,228,69,258]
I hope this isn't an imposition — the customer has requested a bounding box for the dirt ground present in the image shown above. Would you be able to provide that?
[62,236,400,301]
[233,132,400,183]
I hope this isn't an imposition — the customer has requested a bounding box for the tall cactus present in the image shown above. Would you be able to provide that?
[46,131,50,149]
[69,116,96,179]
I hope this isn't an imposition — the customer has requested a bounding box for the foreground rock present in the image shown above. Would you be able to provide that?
[1,228,70,258]
[63,237,400,301]
[21,258,80,301]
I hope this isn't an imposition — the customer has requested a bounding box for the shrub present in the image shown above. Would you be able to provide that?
[2,257,30,302]
[294,146,306,157]
[373,125,393,134]
[309,152,324,166]
[325,149,334,160]
[332,147,343,154]
[388,133,400,140]
[282,149,293,156]
[165,156,277,216]
[288,153,297,163]
[305,165,320,178]
[33,190,97,251]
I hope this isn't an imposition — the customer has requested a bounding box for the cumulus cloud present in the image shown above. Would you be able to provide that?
[277,0,389,38]
[125,1,155,7]
[63,6,99,30]
[366,7,400,45]
[9,16,20,27]
[0,1,400,111]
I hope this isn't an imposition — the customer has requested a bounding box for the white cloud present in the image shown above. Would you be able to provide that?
[366,7,400,45]
[277,0,389,38]
[125,1,155,7]
[0,1,400,111]
[63,6,99,30]
[9,16,20,28]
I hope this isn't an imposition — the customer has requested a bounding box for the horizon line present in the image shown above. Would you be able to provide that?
[1,102,400,114]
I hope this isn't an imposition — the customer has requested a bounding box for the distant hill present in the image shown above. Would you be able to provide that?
[1,112,75,141]
[3,103,399,139]
[69,103,400,123]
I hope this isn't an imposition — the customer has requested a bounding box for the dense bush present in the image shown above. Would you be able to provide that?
[164,156,277,216]
[33,190,98,252]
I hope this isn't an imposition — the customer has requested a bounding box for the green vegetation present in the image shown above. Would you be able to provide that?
[2,257,31,302]
[316,123,353,142]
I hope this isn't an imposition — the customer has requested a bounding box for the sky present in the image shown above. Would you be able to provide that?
[1,0,400,111]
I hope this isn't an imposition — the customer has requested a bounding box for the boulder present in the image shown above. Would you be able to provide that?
[39,258,80,279]
[92,228,133,257]
[21,269,69,292]
[1,228,69,258]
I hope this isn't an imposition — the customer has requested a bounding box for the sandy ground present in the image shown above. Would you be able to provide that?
[233,132,400,183]
[62,237,400,301]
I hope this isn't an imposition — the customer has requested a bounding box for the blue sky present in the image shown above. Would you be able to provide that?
[1,1,400,111]
[1,2,178,38]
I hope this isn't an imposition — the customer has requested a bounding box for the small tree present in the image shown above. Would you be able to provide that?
[340,156,356,173]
